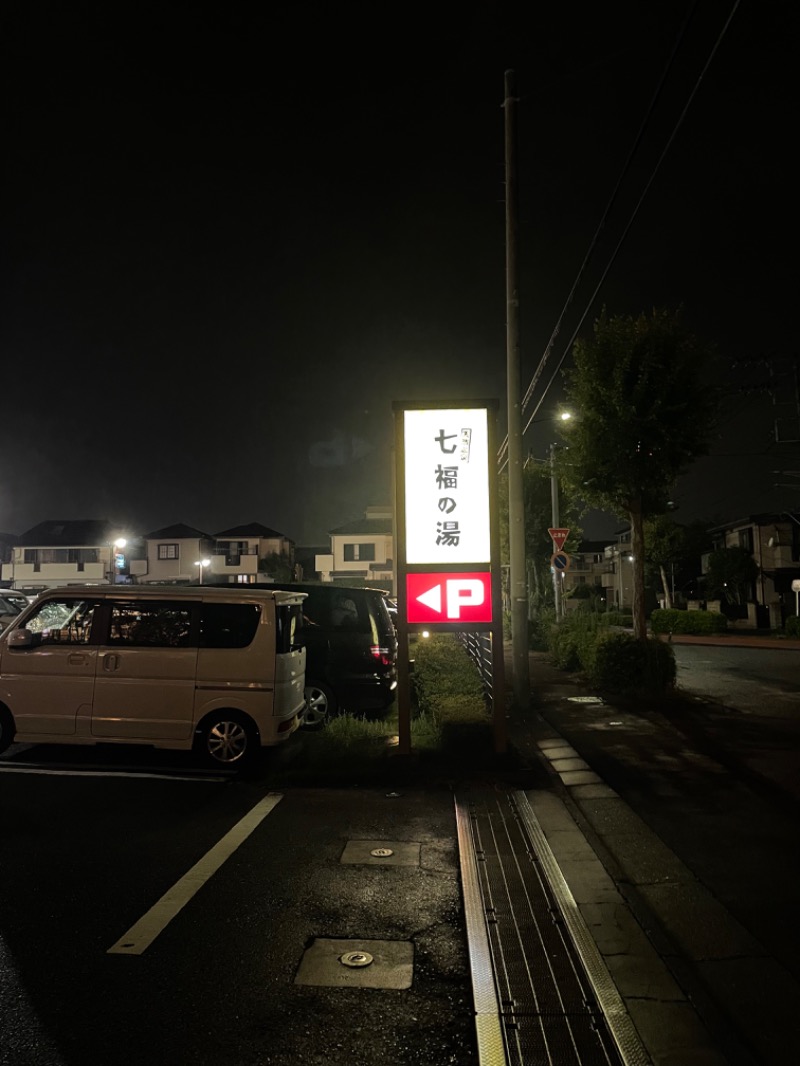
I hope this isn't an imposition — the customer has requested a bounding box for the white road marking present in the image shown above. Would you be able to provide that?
[107,792,284,956]
[0,766,228,782]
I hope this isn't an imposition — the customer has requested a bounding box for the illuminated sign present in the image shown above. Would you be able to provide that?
[406,571,493,624]
[403,407,491,565]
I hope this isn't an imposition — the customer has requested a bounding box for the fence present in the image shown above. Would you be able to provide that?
[457,631,495,707]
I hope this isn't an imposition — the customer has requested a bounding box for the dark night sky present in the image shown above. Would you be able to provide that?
[1,1,795,545]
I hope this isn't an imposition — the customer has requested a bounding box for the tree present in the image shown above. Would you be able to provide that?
[703,547,760,605]
[499,462,582,616]
[560,308,718,640]
[260,552,293,581]
[643,515,713,608]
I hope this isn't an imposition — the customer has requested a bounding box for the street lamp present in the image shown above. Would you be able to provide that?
[549,412,572,619]
[195,558,210,585]
[521,410,574,620]
[108,537,127,585]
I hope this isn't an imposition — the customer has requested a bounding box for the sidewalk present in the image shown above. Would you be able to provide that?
[502,648,800,1065]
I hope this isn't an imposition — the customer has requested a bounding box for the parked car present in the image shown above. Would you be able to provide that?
[0,591,32,633]
[0,585,308,766]
[221,582,398,727]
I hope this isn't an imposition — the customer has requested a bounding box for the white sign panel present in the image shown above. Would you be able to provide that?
[403,407,491,564]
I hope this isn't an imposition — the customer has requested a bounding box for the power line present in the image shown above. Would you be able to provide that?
[523,0,742,435]
[519,0,699,416]
[498,0,742,469]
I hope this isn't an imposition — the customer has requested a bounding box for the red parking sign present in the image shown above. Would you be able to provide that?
[406,571,493,624]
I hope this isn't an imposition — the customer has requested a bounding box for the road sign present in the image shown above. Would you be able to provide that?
[548,527,570,551]
[550,552,570,571]
[406,571,493,623]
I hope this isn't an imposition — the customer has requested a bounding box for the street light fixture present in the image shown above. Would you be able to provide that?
[195,558,210,585]
[520,410,574,620]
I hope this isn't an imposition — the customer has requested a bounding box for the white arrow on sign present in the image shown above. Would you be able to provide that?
[416,584,442,613]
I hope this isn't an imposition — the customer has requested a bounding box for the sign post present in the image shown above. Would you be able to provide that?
[393,401,505,754]
[792,578,800,616]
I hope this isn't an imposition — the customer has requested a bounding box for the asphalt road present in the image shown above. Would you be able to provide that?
[673,643,800,718]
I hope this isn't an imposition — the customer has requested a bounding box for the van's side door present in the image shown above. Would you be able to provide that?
[0,597,99,735]
[91,599,199,741]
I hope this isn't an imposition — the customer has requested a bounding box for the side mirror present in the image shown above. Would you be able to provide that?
[7,629,34,648]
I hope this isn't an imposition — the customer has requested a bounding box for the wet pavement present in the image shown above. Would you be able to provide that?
[501,643,800,1065]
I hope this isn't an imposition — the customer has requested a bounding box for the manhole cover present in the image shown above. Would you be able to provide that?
[340,951,374,968]
[566,696,604,704]
[370,848,394,857]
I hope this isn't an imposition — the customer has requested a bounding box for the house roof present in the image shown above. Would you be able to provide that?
[576,540,610,553]
[329,518,393,535]
[143,523,214,540]
[214,522,287,539]
[17,519,118,547]
[707,512,800,533]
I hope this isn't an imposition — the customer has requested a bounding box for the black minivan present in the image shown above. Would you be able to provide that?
[250,582,398,727]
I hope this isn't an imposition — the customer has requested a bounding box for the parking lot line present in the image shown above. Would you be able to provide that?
[0,766,229,781]
[107,792,284,956]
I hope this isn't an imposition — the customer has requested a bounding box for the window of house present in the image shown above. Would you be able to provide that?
[738,528,754,553]
[158,543,179,560]
[343,543,376,562]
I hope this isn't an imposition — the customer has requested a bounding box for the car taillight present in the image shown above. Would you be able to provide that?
[370,645,392,667]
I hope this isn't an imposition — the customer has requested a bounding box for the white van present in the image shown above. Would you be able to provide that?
[0,585,307,767]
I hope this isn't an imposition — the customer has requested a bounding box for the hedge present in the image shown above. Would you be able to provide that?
[588,632,676,693]
[650,608,728,635]
[546,613,676,694]
[411,635,488,725]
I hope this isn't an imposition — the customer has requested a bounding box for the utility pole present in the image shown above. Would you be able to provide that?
[550,443,562,619]
[504,70,530,705]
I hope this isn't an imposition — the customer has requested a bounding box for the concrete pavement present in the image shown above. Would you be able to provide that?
[501,646,800,1065]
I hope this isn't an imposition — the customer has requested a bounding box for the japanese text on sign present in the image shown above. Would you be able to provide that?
[403,408,491,564]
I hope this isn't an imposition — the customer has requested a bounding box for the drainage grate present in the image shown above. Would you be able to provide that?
[457,791,626,1065]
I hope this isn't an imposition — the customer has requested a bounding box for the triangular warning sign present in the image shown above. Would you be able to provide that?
[548,527,570,551]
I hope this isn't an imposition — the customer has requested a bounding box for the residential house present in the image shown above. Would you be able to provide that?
[2,520,130,590]
[132,523,217,584]
[315,506,394,591]
[211,523,295,583]
[704,513,800,628]
[561,540,609,606]
[1,518,297,590]
[132,522,296,584]
[599,533,635,610]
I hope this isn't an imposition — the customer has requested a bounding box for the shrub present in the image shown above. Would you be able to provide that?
[589,632,676,693]
[650,608,727,635]
[785,615,800,638]
[546,612,602,672]
[599,611,628,628]
[529,606,556,650]
[411,635,487,725]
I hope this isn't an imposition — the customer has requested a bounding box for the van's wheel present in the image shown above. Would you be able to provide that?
[303,682,336,729]
[0,707,15,755]
[195,711,257,767]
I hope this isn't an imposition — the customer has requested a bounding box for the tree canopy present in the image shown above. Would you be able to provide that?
[703,546,760,605]
[559,307,718,638]
[499,461,582,612]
